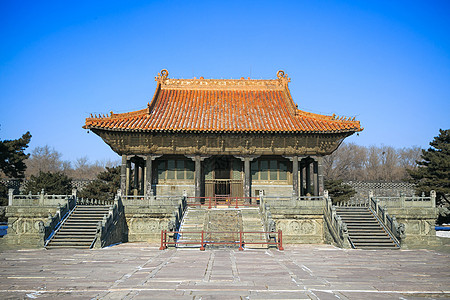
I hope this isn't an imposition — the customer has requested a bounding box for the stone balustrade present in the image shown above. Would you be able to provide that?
[121,195,182,207]
[372,191,436,208]
[41,196,77,246]
[323,191,351,248]
[8,189,76,207]
[93,195,126,248]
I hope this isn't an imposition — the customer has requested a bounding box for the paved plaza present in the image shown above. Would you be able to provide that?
[0,243,449,299]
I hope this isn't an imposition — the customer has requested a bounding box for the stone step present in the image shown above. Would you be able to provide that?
[46,245,91,249]
[353,242,397,247]
[52,237,94,242]
[349,233,388,237]
[48,241,93,246]
[61,225,98,229]
[46,205,109,249]
[336,207,399,250]
[352,237,394,241]
[176,208,207,248]
[241,208,266,249]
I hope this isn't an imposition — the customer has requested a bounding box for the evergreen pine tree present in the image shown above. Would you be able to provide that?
[78,166,120,201]
[25,171,72,195]
[0,131,31,179]
[324,179,356,204]
[408,129,450,207]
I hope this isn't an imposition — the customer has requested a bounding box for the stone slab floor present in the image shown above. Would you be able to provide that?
[0,243,449,299]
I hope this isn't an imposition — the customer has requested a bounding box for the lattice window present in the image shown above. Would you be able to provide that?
[251,160,288,181]
[157,159,194,181]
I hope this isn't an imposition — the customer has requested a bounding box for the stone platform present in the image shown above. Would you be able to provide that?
[0,243,449,299]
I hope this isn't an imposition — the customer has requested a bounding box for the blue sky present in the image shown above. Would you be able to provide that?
[1,0,449,163]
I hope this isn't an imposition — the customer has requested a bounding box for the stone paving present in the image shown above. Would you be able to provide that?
[0,243,449,299]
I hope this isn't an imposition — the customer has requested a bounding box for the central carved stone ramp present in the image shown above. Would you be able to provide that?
[205,209,242,249]
[46,206,110,249]
[241,208,267,248]
[177,207,267,249]
[335,207,399,250]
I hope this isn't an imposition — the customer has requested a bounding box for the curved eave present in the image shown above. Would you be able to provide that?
[86,125,362,135]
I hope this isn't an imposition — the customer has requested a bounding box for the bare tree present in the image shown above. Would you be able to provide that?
[25,146,66,177]
[323,143,422,182]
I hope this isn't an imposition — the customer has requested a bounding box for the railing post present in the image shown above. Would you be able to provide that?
[375,199,379,216]
[208,197,212,209]
[431,190,436,207]
[200,231,205,251]
[235,197,239,209]
[278,230,284,250]
[39,189,45,206]
[239,231,243,251]
[8,188,14,206]
[159,230,165,250]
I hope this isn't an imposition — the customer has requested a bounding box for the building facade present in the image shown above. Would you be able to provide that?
[84,70,363,200]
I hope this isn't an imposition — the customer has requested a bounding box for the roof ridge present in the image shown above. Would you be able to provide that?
[155,69,291,90]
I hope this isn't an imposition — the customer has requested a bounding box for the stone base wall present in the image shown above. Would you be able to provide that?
[252,184,292,198]
[271,207,325,244]
[2,206,58,249]
[154,184,195,197]
[124,206,176,243]
[387,207,441,249]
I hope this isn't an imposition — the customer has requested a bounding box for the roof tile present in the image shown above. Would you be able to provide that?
[84,70,362,134]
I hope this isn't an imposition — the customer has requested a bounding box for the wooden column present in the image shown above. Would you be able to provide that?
[317,156,324,196]
[143,155,162,196]
[145,157,153,196]
[139,160,145,195]
[120,155,127,195]
[133,159,139,196]
[234,155,259,201]
[194,155,202,199]
[292,156,299,197]
[126,159,131,196]
[186,155,209,200]
[313,160,319,196]
[299,162,304,196]
[244,157,251,198]
[305,160,311,195]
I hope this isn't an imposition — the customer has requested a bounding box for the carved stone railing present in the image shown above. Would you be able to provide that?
[121,195,182,207]
[335,190,436,209]
[298,195,326,207]
[167,197,187,243]
[9,188,76,207]
[262,194,325,208]
[335,198,369,207]
[259,196,277,244]
[372,191,436,208]
[77,197,115,206]
[323,191,352,248]
[41,195,77,246]
[93,195,125,248]
[369,196,403,247]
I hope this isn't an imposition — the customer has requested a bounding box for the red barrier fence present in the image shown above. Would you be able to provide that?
[186,197,260,208]
[159,230,284,251]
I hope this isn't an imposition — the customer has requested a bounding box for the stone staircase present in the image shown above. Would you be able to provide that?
[176,208,207,248]
[241,208,267,248]
[336,207,399,250]
[45,205,110,249]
